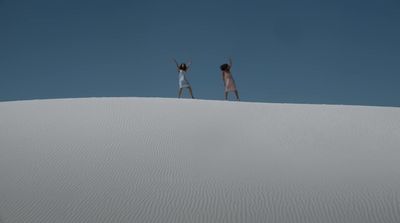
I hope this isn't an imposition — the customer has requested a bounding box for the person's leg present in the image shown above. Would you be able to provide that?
[188,87,195,99]
[178,88,183,98]
[235,90,240,101]
[224,91,228,100]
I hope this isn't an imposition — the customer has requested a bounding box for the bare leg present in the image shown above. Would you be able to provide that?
[178,88,183,98]
[224,91,228,100]
[235,90,240,101]
[188,87,195,99]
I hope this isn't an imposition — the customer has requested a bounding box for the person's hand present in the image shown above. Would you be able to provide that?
[172,58,179,67]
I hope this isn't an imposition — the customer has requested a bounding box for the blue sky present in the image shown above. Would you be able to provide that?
[1,0,399,106]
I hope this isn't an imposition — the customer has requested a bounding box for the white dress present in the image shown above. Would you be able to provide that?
[178,70,190,88]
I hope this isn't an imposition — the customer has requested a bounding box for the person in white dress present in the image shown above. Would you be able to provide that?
[173,58,194,99]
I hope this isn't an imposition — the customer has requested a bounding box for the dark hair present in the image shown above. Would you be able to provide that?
[220,63,230,71]
[179,63,187,71]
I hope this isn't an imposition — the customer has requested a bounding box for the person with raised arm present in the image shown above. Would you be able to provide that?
[173,58,195,99]
[220,58,240,101]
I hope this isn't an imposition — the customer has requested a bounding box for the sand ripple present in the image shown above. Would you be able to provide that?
[1,98,400,223]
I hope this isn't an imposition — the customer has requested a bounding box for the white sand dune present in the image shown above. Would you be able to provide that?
[0,97,399,223]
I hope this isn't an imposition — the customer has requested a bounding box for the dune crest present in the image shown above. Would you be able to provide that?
[1,98,400,223]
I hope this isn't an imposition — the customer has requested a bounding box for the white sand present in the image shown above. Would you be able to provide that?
[0,97,399,223]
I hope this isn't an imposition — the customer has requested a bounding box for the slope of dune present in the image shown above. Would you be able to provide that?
[0,97,399,223]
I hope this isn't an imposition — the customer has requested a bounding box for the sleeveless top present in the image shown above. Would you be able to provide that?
[178,70,190,88]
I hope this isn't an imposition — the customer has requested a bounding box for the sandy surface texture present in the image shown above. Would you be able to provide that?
[1,98,400,223]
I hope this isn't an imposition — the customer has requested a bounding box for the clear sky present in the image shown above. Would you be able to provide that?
[1,0,399,106]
